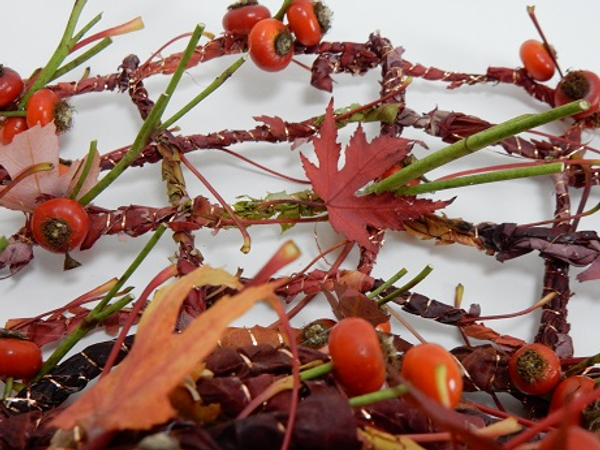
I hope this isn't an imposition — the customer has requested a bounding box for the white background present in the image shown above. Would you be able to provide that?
[1,1,600,360]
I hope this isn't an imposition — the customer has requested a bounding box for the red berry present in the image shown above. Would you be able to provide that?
[1,116,28,145]
[248,18,294,72]
[549,376,596,424]
[297,318,336,348]
[223,2,271,35]
[508,343,561,395]
[30,198,90,253]
[401,343,463,408]
[26,88,72,132]
[328,317,386,396]
[540,426,600,450]
[287,0,330,47]
[0,338,43,380]
[379,162,403,180]
[374,320,392,333]
[0,65,24,108]
[519,39,555,82]
[554,70,600,119]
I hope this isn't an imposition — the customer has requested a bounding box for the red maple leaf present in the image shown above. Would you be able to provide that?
[300,102,449,252]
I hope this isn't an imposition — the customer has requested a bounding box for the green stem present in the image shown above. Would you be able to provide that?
[268,362,407,409]
[255,362,407,409]
[92,224,167,313]
[77,25,204,205]
[349,384,409,407]
[0,110,26,117]
[70,140,98,200]
[160,55,246,130]
[71,12,103,44]
[51,38,112,81]
[78,93,168,205]
[33,225,167,380]
[274,0,293,20]
[34,320,92,381]
[299,361,334,381]
[162,24,205,105]
[2,377,14,399]
[367,100,589,195]
[394,162,564,196]
[367,267,408,299]
[19,0,88,107]
[564,352,600,377]
[93,294,135,322]
[0,236,8,252]
[377,264,433,307]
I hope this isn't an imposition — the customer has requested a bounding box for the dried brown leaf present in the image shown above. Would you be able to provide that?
[403,214,482,248]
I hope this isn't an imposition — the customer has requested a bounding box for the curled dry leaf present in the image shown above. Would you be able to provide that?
[403,213,483,248]
[51,265,282,433]
[0,124,100,212]
[461,323,526,349]
[6,305,133,347]
[324,282,389,326]
[0,240,34,278]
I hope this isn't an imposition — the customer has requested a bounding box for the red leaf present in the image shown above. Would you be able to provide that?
[325,282,389,326]
[577,256,600,282]
[0,241,33,277]
[254,115,286,136]
[300,102,449,252]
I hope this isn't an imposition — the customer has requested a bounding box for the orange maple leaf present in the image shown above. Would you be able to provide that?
[300,102,450,252]
[51,266,282,432]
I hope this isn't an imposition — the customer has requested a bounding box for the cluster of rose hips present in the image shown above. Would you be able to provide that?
[223,0,332,72]
[324,316,600,447]
[519,39,600,119]
[0,69,88,262]
[322,316,463,407]
[0,66,71,145]
[507,342,600,448]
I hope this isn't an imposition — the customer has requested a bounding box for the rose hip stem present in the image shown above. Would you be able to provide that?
[159,55,246,130]
[32,225,168,381]
[77,25,205,206]
[394,162,564,196]
[19,0,88,107]
[367,100,589,194]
